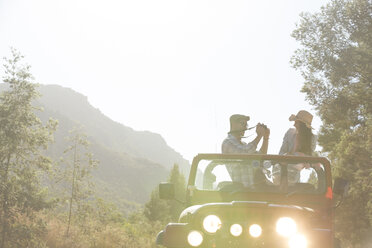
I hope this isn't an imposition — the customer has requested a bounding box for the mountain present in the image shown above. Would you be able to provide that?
[0,83,190,211]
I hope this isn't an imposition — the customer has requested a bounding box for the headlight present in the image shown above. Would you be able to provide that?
[187,231,203,247]
[276,217,297,237]
[289,234,307,248]
[230,224,243,237]
[203,215,222,233]
[249,224,262,238]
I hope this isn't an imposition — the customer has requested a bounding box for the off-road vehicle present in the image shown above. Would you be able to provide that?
[156,154,348,248]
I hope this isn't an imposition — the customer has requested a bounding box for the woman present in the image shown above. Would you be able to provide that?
[279,110,316,156]
[273,110,317,185]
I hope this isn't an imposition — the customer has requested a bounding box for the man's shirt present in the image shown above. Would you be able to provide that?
[221,134,258,187]
[221,133,257,154]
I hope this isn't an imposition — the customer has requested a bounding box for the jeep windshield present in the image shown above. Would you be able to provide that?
[193,155,327,195]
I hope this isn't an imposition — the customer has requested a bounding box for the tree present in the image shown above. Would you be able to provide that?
[59,126,98,236]
[143,188,169,222]
[167,164,186,221]
[144,163,186,222]
[0,48,57,248]
[291,0,372,246]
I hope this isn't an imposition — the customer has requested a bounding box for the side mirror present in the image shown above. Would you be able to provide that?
[333,177,349,196]
[159,183,175,200]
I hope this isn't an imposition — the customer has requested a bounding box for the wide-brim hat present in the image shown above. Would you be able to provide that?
[289,110,313,129]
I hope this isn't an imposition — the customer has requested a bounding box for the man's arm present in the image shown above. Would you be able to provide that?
[250,124,265,148]
[251,135,263,147]
[259,128,270,154]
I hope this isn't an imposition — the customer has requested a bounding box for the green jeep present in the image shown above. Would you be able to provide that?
[156,154,348,248]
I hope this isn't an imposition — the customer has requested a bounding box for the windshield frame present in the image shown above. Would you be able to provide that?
[188,154,331,195]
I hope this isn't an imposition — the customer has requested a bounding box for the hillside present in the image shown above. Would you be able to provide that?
[0,83,190,211]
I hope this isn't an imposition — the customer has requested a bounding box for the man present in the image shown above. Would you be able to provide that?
[221,114,270,187]
[222,114,270,154]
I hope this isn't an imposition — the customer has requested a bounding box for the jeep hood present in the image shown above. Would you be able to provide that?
[180,200,316,223]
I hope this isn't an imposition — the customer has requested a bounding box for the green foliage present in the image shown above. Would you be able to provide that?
[144,164,186,222]
[0,48,176,247]
[0,48,57,247]
[144,189,170,222]
[44,207,162,248]
[291,0,372,246]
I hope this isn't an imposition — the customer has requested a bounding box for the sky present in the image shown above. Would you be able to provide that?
[0,0,327,162]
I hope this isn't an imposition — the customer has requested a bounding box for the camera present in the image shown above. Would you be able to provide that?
[258,123,268,129]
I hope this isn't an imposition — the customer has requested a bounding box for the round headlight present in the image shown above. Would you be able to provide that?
[276,217,297,237]
[187,231,203,247]
[249,224,262,238]
[289,234,307,248]
[230,224,243,237]
[203,215,222,233]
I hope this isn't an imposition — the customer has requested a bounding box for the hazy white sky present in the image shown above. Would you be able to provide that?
[0,0,326,162]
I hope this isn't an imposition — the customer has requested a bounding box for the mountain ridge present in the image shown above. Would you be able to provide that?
[0,83,190,211]
[37,84,189,170]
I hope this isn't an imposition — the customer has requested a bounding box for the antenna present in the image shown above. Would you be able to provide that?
[214,105,218,153]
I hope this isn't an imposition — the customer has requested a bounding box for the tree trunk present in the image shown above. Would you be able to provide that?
[66,140,78,236]
[0,154,11,248]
